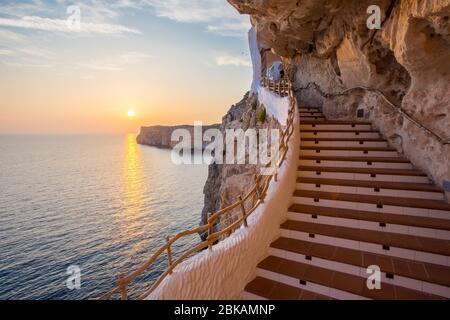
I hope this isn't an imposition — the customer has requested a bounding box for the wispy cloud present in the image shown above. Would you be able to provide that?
[0,29,27,43]
[77,51,152,71]
[119,51,152,63]
[0,16,141,35]
[18,46,54,58]
[207,21,252,37]
[0,49,14,55]
[3,61,52,68]
[79,62,122,71]
[216,54,251,67]
[145,0,250,37]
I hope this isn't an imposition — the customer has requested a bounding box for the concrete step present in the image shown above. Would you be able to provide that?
[296,177,443,200]
[269,237,450,297]
[301,138,389,148]
[301,122,372,131]
[298,156,414,169]
[288,204,450,240]
[301,130,381,139]
[293,189,450,220]
[281,220,450,266]
[256,256,443,299]
[300,146,399,157]
[297,165,430,183]
[244,276,333,300]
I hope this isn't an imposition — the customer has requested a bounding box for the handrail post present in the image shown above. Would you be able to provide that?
[166,236,173,274]
[238,195,248,228]
[117,273,128,300]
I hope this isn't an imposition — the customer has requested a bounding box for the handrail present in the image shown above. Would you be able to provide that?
[97,78,296,300]
[261,76,290,97]
[297,82,450,145]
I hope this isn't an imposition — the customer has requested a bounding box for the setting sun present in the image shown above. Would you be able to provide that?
[127,109,136,118]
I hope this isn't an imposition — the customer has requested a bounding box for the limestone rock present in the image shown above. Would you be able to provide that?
[136,124,220,149]
[229,0,450,185]
[200,92,282,235]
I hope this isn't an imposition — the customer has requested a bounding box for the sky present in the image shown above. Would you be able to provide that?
[0,0,253,134]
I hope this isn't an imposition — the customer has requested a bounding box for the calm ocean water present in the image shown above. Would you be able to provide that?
[0,134,208,300]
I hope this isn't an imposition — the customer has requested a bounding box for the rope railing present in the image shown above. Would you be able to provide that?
[97,79,296,300]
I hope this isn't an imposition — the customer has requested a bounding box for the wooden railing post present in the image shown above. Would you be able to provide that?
[238,195,248,228]
[254,175,263,202]
[117,273,128,300]
[166,236,173,274]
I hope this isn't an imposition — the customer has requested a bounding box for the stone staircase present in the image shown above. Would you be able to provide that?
[244,107,450,300]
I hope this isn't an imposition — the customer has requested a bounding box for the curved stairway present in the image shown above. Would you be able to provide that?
[244,107,450,300]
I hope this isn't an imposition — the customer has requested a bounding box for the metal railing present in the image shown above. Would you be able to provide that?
[97,79,296,300]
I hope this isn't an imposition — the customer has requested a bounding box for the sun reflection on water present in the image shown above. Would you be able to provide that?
[117,134,148,259]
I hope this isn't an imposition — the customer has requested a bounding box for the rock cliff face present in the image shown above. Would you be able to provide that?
[229,0,450,185]
[200,92,282,233]
[137,124,220,149]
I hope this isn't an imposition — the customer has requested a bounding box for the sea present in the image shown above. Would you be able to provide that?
[0,134,208,299]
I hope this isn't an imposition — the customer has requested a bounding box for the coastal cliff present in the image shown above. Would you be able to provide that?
[200,92,283,234]
[137,124,220,149]
[228,0,450,185]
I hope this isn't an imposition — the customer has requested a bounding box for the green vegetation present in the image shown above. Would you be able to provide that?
[258,108,266,123]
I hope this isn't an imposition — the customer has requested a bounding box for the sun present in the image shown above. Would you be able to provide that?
[127,109,136,118]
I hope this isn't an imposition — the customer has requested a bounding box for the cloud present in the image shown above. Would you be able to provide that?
[0,49,14,55]
[145,0,251,37]
[77,62,123,71]
[78,51,152,71]
[119,51,152,63]
[0,29,27,43]
[0,1,249,37]
[216,54,251,67]
[3,61,52,68]
[0,16,141,35]
[18,46,54,58]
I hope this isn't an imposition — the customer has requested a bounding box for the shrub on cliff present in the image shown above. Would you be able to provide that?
[258,108,266,123]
